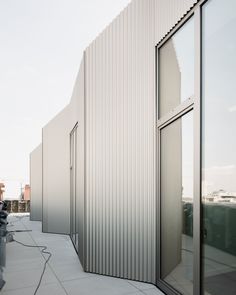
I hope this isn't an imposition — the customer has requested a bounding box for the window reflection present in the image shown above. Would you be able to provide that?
[202,0,236,294]
[159,18,194,118]
[161,111,193,295]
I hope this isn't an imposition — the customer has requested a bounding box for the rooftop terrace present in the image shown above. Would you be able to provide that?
[2,215,163,295]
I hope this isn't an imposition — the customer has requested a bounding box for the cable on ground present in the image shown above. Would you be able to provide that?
[12,238,52,295]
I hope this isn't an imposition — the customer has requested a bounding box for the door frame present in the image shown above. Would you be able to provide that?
[155,1,206,294]
[70,123,78,250]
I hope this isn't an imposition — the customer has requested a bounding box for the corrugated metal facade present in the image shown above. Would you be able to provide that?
[84,0,197,283]
[30,144,42,221]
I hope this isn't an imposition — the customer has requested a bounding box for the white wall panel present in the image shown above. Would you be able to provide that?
[42,59,84,237]
[84,0,198,283]
[42,105,75,234]
[30,144,42,221]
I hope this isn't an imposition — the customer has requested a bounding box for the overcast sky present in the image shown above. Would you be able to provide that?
[0,0,130,198]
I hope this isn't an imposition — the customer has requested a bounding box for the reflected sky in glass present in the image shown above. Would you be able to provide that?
[202,0,236,197]
[182,112,194,200]
[159,18,194,117]
[173,18,194,102]
[161,111,193,295]
[202,1,236,294]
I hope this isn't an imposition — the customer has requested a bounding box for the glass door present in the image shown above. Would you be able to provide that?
[202,0,236,294]
[160,111,194,295]
[157,0,236,294]
[156,11,198,295]
[70,124,78,251]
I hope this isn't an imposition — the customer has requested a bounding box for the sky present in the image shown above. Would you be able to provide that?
[0,0,130,199]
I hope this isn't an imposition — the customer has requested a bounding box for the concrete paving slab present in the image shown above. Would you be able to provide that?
[2,215,164,295]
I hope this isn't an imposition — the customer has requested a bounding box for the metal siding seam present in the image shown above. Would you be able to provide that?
[114,18,118,277]
[101,28,104,276]
[86,47,89,271]
[88,45,93,272]
[100,33,103,275]
[129,1,133,280]
[83,52,87,271]
[137,0,141,280]
[131,0,136,280]
[116,15,121,278]
[117,13,121,278]
[132,0,136,280]
[90,44,93,272]
[99,34,102,275]
[91,43,94,272]
[144,0,149,280]
[99,32,103,275]
[135,1,139,279]
[87,46,90,271]
[89,44,92,272]
[107,23,111,276]
[144,1,149,282]
[104,31,107,274]
[126,3,130,278]
[88,46,91,271]
[85,49,88,270]
[93,40,97,273]
[151,0,156,282]
[96,36,100,275]
[90,43,93,273]
[93,40,96,273]
[120,11,125,278]
[112,18,116,277]
[123,6,128,279]
[104,27,109,276]
[108,23,112,276]
[142,0,147,281]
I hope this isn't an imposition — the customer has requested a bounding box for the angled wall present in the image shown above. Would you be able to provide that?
[42,105,75,234]
[34,0,200,284]
[30,144,42,221]
[68,58,85,265]
[84,0,198,283]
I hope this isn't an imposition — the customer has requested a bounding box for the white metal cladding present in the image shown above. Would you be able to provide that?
[42,104,75,235]
[84,0,198,283]
[30,144,42,221]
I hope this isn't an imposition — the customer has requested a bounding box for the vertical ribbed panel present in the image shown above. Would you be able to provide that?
[85,0,198,283]
[42,105,73,235]
[30,144,42,221]
[155,0,197,43]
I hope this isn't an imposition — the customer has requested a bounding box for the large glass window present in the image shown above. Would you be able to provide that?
[159,18,194,118]
[202,0,236,294]
[161,111,194,295]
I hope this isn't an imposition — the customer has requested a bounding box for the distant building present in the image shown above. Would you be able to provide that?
[22,185,30,201]
[0,183,5,201]
[203,189,236,204]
